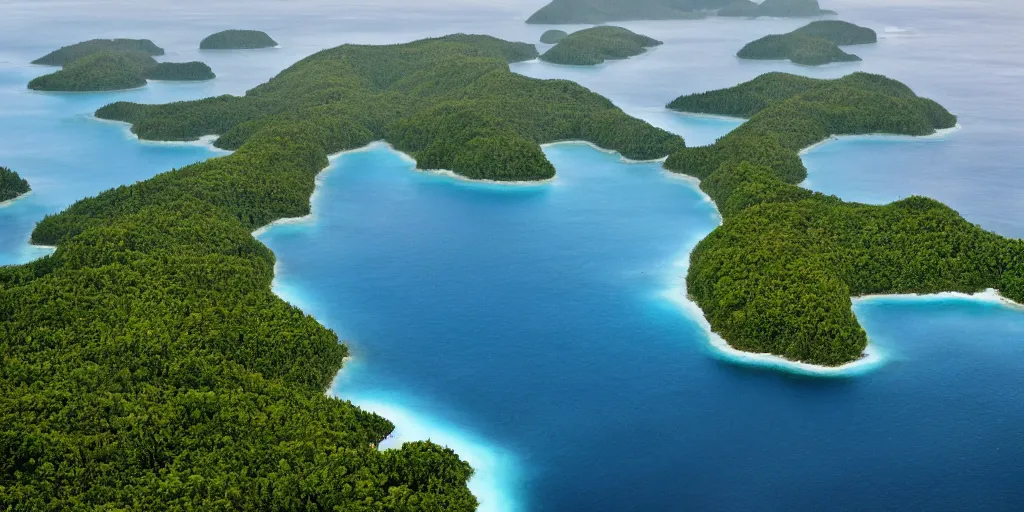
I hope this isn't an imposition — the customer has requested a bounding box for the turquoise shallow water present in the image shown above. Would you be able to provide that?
[2,1,1024,510]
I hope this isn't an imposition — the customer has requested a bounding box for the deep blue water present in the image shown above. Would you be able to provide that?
[2,1,1024,510]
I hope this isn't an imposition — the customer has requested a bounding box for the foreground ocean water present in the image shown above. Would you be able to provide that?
[2,0,1023,510]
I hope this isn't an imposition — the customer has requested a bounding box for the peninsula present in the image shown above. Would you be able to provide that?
[200,29,278,49]
[2,34,682,509]
[666,72,1024,366]
[540,26,662,66]
[737,21,875,65]
[0,166,30,202]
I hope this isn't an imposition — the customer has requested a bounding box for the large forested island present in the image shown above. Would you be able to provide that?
[0,166,30,202]
[738,21,875,65]
[1,34,683,510]
[200,29,278,49]
[665,72,1024,366]
[540,26,662,65]
[29,39,215,91]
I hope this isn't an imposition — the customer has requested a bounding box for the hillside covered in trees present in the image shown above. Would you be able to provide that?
[540,29,568,44]
[30,39,215,91]
[31,38,164,66]
[97,34,683,181]
[737,21,875,65]
[1,34,685,509]
[0,166,30,202]
[664,72,1024,366]
[200,29,278,49]
[540,26,662,65]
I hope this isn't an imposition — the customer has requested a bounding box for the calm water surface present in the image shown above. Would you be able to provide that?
[2,1,1023,510]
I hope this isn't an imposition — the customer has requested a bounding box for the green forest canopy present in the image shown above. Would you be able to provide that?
[31,38,163,66]
[1,34,685,510]
[30,39,216,91]
[540,29,568,44]
[200,30,278,49]
[665,72,1024,366]
[540,26,662,66]
[737,21,875,66]
[0,166,30,202]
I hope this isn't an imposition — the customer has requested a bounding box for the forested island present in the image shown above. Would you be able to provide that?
[1,34,683,509]
[737,21,875,65]
[541,29,568,44]
[31,38,163,66]
[0,166,30,202]
[665,72,1024,366]
[756,0,836,17]
[29,39,216,91]
[717,0,759,17]
[200,29,278,49]
[540,26,662,65]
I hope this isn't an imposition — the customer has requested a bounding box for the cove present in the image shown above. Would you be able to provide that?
[255,140,1024,511]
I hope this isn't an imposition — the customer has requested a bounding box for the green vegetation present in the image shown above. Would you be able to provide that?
[29,51,154,91]
[541,29,568,44]
[29,40,216,91]
[526,0,732,24]
[664,72,1024,367]
[757,0,832,17]
[0,35,683,509]
[146,61,216,81]
[793,20,876,45]
[717,0,759,17]
[540,26,662,66]
[31,38,163,66]
[97,34,682,182]
[0,166,30,202]
[738,21,875,65]
[200,30,278,50]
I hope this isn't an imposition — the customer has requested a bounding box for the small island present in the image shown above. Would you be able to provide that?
[29,51,154,91]
[738,20,875,65]
[662,72,1024,367]
[199,30,278,50]
[526,0,730,24]
[145,61,216,81]
[29,40,216,91]
[0,166,30,203]
[540,26,662,66]
[31,38,163,66]
[540,29,568,44]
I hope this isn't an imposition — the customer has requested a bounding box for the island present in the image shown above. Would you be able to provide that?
[540,26,662,65]
[665,72,1024,366]
[540,29,568,44]
[29,51,155,91]
[2,34,684,509]
[526,0,730,24]
[199,29,278,49]
[31,38,163,66]
[145,61,216,81]
[29,40,216,91]
[737,21,875,65]
[0,166,30,202]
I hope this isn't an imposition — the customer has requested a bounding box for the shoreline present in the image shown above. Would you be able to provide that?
[799,123,963,156]
[854,288,1024,311]
[541,139,669,164]
[90,115,231,152]
[0,189,32,208]
[667,111,749,123]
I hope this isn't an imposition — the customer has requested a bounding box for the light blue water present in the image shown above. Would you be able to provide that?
[3,1,1024,510]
